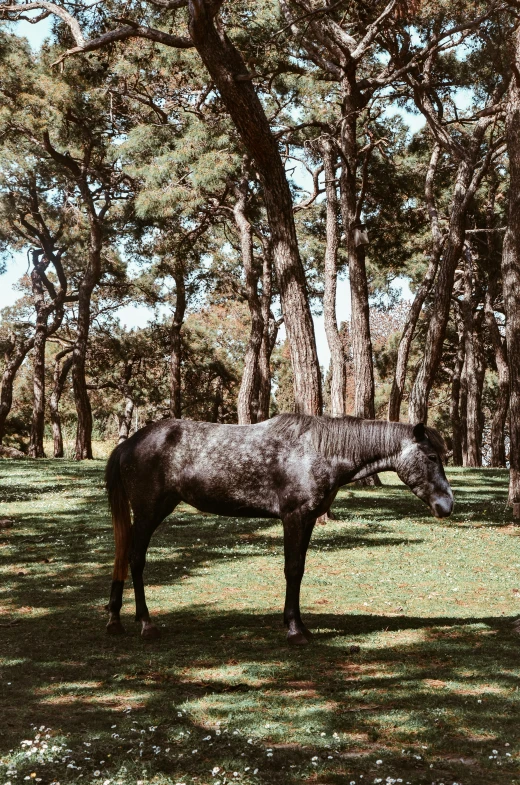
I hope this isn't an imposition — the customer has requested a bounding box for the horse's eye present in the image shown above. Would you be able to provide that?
[428,454,437,462]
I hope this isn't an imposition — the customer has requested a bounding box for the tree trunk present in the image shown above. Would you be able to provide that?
[0,337,34,445]
[339,81,375,421]
[117,396,134,443]
[72,279,95,459]
[460,249,483,467]
[28,265,49,458]
[450,314,465,466]
[170,263,186,419]
[408,158,472,423]
[502,28,520,505]
[50,350,73,458]
[188,0,321,415]
[484,181,509,468]
[211,376,223,422]
[388,144,442,422]
[485,291,509,467]
[320,137,346,417]
[256,247,274,422]
[234,177,264,425]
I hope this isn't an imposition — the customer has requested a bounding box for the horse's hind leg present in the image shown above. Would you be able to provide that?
[131,497,179,639]
[282,511,316,646]
[107,580,126,634]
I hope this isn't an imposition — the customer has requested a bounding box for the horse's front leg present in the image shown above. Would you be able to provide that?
[282,511,316,645]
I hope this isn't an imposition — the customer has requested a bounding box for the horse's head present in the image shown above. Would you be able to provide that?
[395,423,453,519]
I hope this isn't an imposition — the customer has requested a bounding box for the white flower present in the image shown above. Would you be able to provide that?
[212,767,220,775]
[93,771,101,777]
[376,759,382,765]
[203,736,212,741]
[312,756,318,761]
[253,769,258,775]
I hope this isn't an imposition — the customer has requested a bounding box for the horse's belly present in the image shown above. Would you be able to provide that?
[190,497,279,519]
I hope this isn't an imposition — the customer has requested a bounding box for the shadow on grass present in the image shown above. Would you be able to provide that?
[1,460,518,785]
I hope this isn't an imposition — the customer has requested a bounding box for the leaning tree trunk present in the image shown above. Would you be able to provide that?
[170,262,186,419]
[234,178,264,425]
[388,144,442,422]
[502,27,520,507]
[408,158,472,423]
[321,137,346,417]
[188,0,321,415]
[28,266,49,458]
[50,350,73,458]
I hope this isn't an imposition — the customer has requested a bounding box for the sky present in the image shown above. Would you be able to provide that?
[0,16,472,371]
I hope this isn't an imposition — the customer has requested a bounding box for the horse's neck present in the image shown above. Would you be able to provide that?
[335,420,404,481]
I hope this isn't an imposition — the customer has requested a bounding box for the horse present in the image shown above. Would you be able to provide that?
[105,414,453,645]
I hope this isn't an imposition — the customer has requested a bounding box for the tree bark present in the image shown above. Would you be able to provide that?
[170,262,186,419]
[188,0,321,415]
[320,137,346,417]
[256,246,274,422]
[485,291,509,467]
[388,144,442,422]
[450,313,465,466]
[408,158,472,423]
[50,349,73,458]
[339,79,375,421]
[502,27,520,505]
[117,396,135,443]
[460,248,483,467]
[0,335,35,445]
[234,177,264,425]
[28,260,50,458]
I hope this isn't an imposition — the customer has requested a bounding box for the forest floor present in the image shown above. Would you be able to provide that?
[0,461,519,785]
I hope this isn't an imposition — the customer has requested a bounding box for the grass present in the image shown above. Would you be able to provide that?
[0,461,519,785]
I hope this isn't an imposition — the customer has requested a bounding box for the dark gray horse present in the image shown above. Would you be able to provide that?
[105,414,453,644]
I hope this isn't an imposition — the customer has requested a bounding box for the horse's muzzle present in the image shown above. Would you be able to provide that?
[432,498,453,518]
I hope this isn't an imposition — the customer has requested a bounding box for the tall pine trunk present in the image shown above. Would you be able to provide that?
[256,247,274,422]
[170,262,186,419]
[73,219,103,460]
[388,145,442,422]
[485,291,509,467]
[0,337,35,445]
[461,249,483,467]
[28,265,49,458]
[50,350,73,458]
[188,1,321,415]
[408,158,471,423]
[502,26,520,505]
[234,178,264,425]
[339,81,375,421]
[450,315,465,466]
[321,138,346,417]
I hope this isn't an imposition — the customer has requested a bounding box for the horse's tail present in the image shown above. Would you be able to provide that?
[105,443,132,581]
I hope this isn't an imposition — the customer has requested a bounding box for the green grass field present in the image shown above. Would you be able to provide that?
[0,460,519,785]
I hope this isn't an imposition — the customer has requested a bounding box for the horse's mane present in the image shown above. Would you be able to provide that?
[270,414,447,460]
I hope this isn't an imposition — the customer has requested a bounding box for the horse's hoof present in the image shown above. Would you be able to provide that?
[106,619,126,635]
[141,622,161,640]
[287,630,309,646]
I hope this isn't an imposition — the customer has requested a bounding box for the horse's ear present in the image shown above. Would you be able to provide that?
[413,423,426,442]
